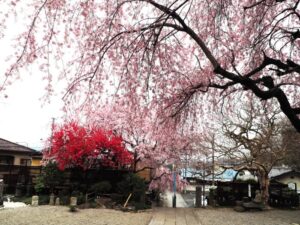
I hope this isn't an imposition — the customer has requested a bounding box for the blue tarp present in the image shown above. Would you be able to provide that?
[181,168,237,181]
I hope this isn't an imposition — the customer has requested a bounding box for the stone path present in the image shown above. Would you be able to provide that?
[162,191,188,208]
[148,208,200,225]
[148,207,300,225]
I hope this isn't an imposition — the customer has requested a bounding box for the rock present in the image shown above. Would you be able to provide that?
[55,197,60,206]
[70,197,77,206]
[31,196,39,206]
[49,194,55,205]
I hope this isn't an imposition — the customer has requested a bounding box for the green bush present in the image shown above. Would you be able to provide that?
[12,195,50,205]
[34,176,45,194]
[89,201,97,208]
[89,181,112,195]
[69,205,77,212]
[133,201,151,210]
[38,195,50,205]
[34,161,65,194]
[11,196,32,205]
[117,173,147,205]
[57,195,69,205]
[110,193,123,203]
[235,178,257,184]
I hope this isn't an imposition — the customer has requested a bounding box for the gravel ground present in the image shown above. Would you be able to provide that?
[195,207,300,225]
[1,205,300,225]
[0,206,152,225]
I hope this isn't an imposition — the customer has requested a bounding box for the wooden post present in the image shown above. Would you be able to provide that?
[123,193,132,208]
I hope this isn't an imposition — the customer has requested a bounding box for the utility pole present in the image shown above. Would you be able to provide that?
[50,118,55,152]
[51,118,55,134]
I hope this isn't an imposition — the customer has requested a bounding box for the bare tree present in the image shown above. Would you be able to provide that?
[210,102,286,205]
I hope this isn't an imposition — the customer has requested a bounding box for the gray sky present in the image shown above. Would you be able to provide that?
[0,75,64,150]
[0,8,64,150]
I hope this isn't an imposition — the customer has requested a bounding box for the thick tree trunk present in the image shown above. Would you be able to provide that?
[258,171,270,206]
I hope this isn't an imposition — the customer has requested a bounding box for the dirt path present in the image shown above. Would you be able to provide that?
[1,205,299,225]
[195,207,300,225]
[0,205,152,225]
[149,208,199,225]
[148,207,300,225]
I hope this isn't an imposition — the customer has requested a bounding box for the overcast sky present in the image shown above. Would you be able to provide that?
[0,76,64,150]
[0,5,65,150]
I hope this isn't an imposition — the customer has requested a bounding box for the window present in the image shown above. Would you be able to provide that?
[0,155,14,165]
[20,159,31,166]
[288,182,296,190]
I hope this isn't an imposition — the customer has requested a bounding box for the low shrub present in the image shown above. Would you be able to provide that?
[34,162,65,194]
[11,196,32,205]
[39,195,50,205]
[89,201,97,208]
[69,205,77,212]
[133,201,151,211]
[116,173,149,209]
[89,181,112,195]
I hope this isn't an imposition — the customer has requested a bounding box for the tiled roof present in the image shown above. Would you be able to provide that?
[269,166,292,178]
[272,170,300,179]
[0,138,42,155]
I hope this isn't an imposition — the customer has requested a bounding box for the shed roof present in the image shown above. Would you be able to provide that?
[272,170,300,180]
[0,138,42,156]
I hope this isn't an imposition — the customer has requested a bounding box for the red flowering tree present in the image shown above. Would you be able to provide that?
[44,122,133,170]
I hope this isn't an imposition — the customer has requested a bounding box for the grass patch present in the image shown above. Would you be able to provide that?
[11,196,32,205]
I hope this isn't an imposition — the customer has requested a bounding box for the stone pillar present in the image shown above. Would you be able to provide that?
[195,186,202,207]
[55,197,60,206]
[70,197,77,206]
[49,193,55,205]
[31,195,39,206]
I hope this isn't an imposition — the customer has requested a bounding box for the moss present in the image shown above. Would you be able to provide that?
[11,196,32,205]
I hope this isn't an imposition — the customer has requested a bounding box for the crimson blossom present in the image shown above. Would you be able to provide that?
[44,122,133,170]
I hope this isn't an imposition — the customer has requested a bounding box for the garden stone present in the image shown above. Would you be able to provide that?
[70,197,77,206]
[49,193,55,205]
[55,197,60,206]
[31,195,39,206]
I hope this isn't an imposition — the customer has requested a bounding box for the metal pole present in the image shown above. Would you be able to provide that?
[50,117,55,153]
[203,155,206,207]
[172,164,176,208]
[212,135,215,187]
[248,184,251,198]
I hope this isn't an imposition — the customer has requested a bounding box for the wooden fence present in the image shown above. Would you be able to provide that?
[213,180,299,208]
[0,164,131,195]
[0,164,42,193]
